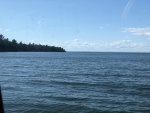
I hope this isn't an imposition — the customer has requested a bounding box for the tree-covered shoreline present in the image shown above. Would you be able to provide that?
[0,34,66,52]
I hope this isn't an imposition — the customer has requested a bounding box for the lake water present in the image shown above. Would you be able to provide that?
[0,52,150,113]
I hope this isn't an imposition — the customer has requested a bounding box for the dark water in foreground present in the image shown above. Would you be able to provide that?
[0,52,150,113]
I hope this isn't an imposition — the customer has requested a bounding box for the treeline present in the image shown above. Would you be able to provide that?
[0,34,66,52]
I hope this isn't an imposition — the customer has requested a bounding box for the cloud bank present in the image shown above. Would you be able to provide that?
[106,40,146,50]
[123,27,150,36]
[64,39,147,52]
[65,39,101,51]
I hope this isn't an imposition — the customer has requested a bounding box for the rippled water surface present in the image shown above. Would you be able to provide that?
[0,52,150,113]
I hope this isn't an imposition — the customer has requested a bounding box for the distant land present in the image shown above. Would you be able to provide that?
[0,34,66,52]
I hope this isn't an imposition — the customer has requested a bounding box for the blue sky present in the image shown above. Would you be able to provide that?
[0,0,150,52]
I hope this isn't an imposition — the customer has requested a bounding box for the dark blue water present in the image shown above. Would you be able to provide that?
[0,52,150,113]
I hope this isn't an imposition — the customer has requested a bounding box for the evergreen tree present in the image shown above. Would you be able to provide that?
[0,34,66,52]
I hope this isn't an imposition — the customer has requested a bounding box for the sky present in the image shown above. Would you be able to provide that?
[0,0,150,52]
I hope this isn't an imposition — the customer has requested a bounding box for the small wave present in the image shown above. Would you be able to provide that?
[51,80,101,87]
[40,104,100,113]
[51,80,89,85]
[134,68,150,72]
[52,96,89,102]
[136,85,150,91]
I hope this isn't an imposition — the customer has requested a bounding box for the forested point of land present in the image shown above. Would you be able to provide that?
[0,34,66,52]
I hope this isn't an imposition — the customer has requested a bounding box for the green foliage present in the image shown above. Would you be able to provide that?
[0,34,66,52]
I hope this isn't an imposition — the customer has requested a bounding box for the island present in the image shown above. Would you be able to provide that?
[0,34,66,52]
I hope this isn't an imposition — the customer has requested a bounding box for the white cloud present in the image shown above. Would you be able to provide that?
[63,39,148,51]
[100,27,104,30]
[28,39,39,44]
[107,40,146,50]
[37,20,41,24]
[28,39,48,45]
[106,40,132,48]
[147,38,150,40]
[37,20,43,27]
[64,39,102,51]
[65,39,101,47]
[58,36,150,52]
[122,0,135,20]
[28,39,42,44]
[0,28,10,32]
[72,39,81,45]
[5,29,10,32]
[123,27,150,36]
